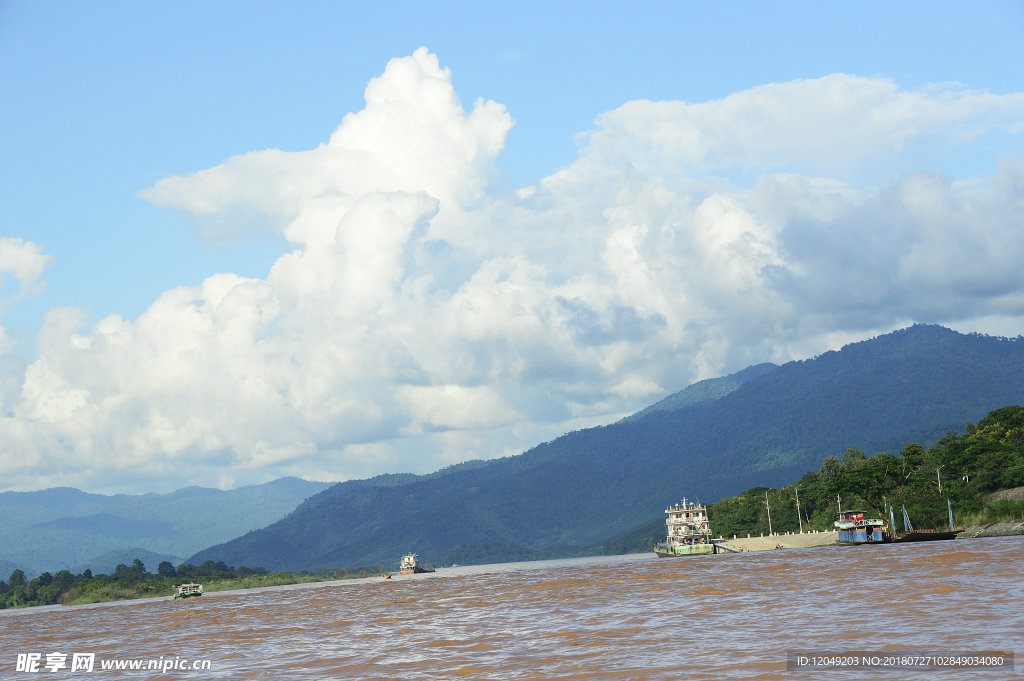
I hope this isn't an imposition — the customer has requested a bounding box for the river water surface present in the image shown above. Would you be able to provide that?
[2,536,1021,680]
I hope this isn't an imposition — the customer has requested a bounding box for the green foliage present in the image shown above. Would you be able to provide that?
[8,569,26,587]
[981,499,1024,522]
[0,555,382,610]
[708,489,775,537]
[708,406,1024,537]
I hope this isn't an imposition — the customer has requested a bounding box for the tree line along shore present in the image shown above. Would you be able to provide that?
[706,405,1024,541]
[0,559,389,610]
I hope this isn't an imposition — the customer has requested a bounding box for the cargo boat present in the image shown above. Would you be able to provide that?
[171,582,203,600]
[399,553,435,574]
[653,498,716,557]
[834,509,886,544]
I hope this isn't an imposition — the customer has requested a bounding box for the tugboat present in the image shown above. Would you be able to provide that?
[653,498,716,557]
[834,509,886,544]
[399,553,435,574]
[171,582,203,600]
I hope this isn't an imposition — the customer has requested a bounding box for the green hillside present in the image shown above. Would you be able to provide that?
[623,362,777,421]
[708,405,1024,538]
[189,325,1024,571]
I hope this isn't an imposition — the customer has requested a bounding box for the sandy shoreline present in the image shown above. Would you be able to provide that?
[719,531,838,552]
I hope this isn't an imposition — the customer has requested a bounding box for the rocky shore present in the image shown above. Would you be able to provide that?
[957,519,1024,539]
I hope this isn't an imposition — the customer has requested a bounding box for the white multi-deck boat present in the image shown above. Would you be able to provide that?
[399,553,435,574]
[653,498,716,557]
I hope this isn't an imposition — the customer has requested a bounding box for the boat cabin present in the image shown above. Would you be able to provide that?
[834,509,886,544]
[172,582,203,599]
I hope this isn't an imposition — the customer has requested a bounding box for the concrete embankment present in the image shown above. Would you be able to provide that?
[957,519,1024,539]
[718,531,838,552]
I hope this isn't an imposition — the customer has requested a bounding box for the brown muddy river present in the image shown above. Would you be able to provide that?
[2,537,1021,679]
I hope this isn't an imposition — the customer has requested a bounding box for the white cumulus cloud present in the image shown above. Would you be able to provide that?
[2,49,1023,492]
[0,237,52,317]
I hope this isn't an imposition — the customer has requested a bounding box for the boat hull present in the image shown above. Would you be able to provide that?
[890,530,958,543]
[653,543,716,557]
[400,567,435,574]
[834,511,886,544]
[836,527,885,544]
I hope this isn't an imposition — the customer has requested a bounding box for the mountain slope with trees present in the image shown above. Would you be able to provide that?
[623,362,777,422]
[708,405,1024,538]
[190,325,1024,571]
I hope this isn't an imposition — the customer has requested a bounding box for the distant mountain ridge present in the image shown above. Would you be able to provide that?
[72,547,185,577]
[624,362,777,421]
[189,325,1024,571]
[0,477,331,576]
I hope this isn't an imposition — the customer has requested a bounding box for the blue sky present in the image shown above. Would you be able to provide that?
[1,2,1023,493]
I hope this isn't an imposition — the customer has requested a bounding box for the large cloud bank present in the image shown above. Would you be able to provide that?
[3,48,1023,492]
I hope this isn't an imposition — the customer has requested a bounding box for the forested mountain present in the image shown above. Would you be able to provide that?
[190,325,1024,571]
[0,477,331,575]
[623,362,777,422]
[708,405,1024,538]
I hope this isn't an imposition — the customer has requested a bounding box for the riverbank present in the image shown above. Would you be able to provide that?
[719,519,1024,551]
[2,569,390,611]
[957,518,1024,538]
[62,572,330,606]
[721,530,838,552]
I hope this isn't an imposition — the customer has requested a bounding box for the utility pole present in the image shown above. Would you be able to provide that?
[795,485,803,533]
[936,466,944,495]
[765,489,773,535]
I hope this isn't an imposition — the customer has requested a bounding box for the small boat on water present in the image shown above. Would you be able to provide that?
[653,498,716,557]
[171,582,203,600]
[399,553,435,575]
[834,509,886,544]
